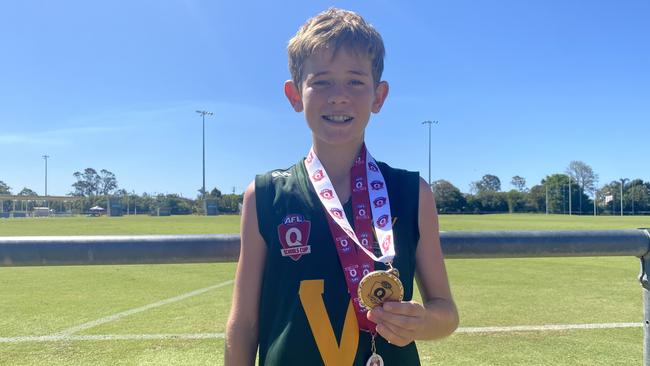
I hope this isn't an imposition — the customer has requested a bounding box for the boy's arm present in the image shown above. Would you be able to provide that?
[225,181,267,365]
[367,177,458,346]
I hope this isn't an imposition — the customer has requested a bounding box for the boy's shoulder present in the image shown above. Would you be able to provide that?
[257,159,303,181]
[255,159,306,196]
[376,160,419,181]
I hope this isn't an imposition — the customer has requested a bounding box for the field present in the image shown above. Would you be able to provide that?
[1,214,649,365]
[1,213,650,236]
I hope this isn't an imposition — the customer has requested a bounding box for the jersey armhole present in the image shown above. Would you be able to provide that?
[254,173,275,249]
[411,171,422,250]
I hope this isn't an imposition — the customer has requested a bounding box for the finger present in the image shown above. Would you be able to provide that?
[376,322,412,347]
[368,306,420,331]
[383,301,423,316]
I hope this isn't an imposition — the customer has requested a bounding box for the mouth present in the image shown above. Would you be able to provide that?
[322,115,354,123]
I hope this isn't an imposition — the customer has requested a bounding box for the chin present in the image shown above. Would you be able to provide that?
[315,134,364,148]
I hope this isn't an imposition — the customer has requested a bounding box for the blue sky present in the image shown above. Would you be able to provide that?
[1,1,648,198]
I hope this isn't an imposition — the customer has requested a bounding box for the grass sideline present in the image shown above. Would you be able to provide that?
[1,213,650,236]
[1,214,648,365]
[0,214,241,236]
[1,258,641,365]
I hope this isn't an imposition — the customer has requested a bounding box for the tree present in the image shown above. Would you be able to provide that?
[0,180,11,195]
[543,174,587,214]
[467,191,508,213]
[99,169,118,195]
[511,176,527,192]
[599,180,624,215]
[506,189,526,213]
[71,168,119,196]
[527,184,547,212]
[470,174,501,194]
[219,193,243,213]
[157,193,194,215]
[566,161,598,214]
[72,168,99,196]
[625,180,650,214]
[431,180,466,213]
[18,187,38,196]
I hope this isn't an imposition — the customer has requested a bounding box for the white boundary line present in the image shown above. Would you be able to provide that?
[1,322,642,344]
[0,333,225,343]
[456,322,642,333]
[53,280,234,337]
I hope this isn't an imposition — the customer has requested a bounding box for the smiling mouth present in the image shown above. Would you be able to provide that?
[322,115,354,123]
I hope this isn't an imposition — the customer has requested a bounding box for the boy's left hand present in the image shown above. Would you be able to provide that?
[366,301,428,347]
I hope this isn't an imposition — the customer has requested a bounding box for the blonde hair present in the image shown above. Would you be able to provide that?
[287,8,385,88]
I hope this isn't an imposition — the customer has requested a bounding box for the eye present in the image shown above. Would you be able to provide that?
[349,79,365,86]
[311,80,331,87]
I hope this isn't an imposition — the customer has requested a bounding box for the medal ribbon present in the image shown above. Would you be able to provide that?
[305,144,395,332]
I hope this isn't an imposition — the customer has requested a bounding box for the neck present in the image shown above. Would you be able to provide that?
[311,139,364,186]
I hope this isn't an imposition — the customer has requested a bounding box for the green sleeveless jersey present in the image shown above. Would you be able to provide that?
[255,158,421,366]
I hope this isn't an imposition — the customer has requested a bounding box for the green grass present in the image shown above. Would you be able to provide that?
[1,214,648,365]
[440,213,650,231]
[1,213,650,236]
[0,339,225,366]
[0,215,240,236]
[418,328,641,366]
[0,258,641,365]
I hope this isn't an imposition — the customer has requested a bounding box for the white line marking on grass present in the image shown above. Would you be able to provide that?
[0,333,225,343]
[53,280,234,337]
[2,322,644,344]
[456,322,642,333]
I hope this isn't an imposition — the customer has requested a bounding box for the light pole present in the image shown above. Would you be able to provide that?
[42,155,49,207]
[196,110,213,200]
[421,120,438,188]
[620,178,629,216]
[132,190,137,215]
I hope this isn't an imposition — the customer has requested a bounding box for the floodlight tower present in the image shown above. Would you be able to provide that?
[421,120,438,188]
[196,110,213,200]
[42,154,49,195]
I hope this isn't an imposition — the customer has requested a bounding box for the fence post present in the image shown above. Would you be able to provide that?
[638,229,650,366]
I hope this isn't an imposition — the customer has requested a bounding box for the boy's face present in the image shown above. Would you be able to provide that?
[285,47,388,149]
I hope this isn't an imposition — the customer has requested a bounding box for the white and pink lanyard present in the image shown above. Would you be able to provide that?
[305,144,395,332]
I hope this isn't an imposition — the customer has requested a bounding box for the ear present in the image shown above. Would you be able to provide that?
[284,80,303,112]
[371,81,389,113]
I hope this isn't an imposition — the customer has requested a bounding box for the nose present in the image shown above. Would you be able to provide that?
[327,84,349,105]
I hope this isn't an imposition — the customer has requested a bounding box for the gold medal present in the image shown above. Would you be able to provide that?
[358,268,404,309]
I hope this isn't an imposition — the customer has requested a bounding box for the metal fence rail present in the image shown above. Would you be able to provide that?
[2,230,650,364]
[0,234,240,266]
[2,230,649,266]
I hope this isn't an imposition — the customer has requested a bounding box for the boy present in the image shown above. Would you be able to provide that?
[226,8,458,366]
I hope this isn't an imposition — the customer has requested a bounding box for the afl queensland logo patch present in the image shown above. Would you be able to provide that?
[277,214,312,261]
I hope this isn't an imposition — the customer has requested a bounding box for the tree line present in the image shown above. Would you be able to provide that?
[433,161,650,215]
[0,168,243,215]
[3,161,650,215]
